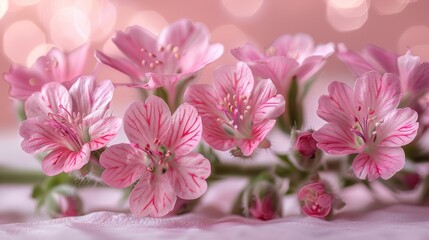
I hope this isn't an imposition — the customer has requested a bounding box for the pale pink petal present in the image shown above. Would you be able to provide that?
[165,103,202,155]
[113,26,157,65]
[63,144,91,173]
[180,43,224,73]
[354,71,401,117]
[124,97,172,148]
[95,51,142,81]
[265,56,299,93]
[317,81,354,126]
[398,50,420,92]
[100,143,147,188]
[271,34,313,57]
[237,120,276,156]
[3,65,46,100]
[129,174,176,217]
[213,62,254,100]
[42,144,90,176]
[184,84,221,119]
[352,147,405,181]
[20,117,65,153]
[408,63,429,95]
[201,117,235,151]
[251,79,285,123]
[88,116,122,151]
[142,72,177,89]
[377,108,418,147]
[313,123,361,155]
[168,152,210,199]
[337,43,375,76]
[312,42,335,58]
[363,44,399,74]
[33,47,67,83]
[231,43,265,62]
[66,43,90,80]
[295,56,325,82]
[158,19,208,52]
[24,82,72,118]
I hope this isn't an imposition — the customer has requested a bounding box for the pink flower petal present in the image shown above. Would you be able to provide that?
[265,56,299,93]
[352,147,405,181]
[377,108,418,147]
[251,79,285,123]
[363,44,399,74]
[184,84,221,119]
[42,144,90,176]
[88,116,122,151]
[201,117,235,151]
[354,71,401,117]
[3,65,46,100]
[95,51,142,81]
[20,117,66,154]
[231,43,265,62]
[271,34,314,57]
[32,47,67,83]
[181,43,224,74]
[408,62,429,95]
[129,174,176,217]
[313,123,361,155]
[295,56,325,82]
[168,152,210,199]
[237,120,276,156]
[66,43,90,80]
[336,43,375,76]
[124,96,172,148]
[398,50,420,92]
[317,81,354,126]
[100,143,147,188]
[213,62,254,101]
[165,103,202,156]
[24,82,72,118]
[70,77,114,113]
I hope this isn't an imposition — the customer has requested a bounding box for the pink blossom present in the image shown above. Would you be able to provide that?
[95,19,223,90]
[298,181,334,219]
[4,44,90,100]
[20,76,121,176]
[184,62,285,156]
[100,96,211,217]
[232,34,334,95]
[313,71,419,180]
[337,44,429,97]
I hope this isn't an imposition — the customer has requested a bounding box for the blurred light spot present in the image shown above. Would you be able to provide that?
[0,0,8,20]
[12,0,40,6]
[326,0,369,32]
[50,7,91,50]
[399,25,429,60]
[3,20,46,65]
[222,0,264,18]
[87,0,116,41]
[27,44,55,66]
[126,11,168,35]
[372,0,409,15]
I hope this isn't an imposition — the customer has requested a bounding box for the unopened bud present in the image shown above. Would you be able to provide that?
[292,129,321,170]
[242,180,282,220]
[45,185,82,218]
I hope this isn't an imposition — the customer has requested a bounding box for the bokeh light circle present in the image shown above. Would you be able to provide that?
[222,0,264,18]
[0,0,8,20]
[326,0,369,32]
[125,11,168,35]
[399,25,429,61]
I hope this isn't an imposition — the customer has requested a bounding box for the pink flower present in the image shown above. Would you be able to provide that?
[298,181,334,219]
[95,19,223,90]
[100,96,211,217]
[232,34,334,95]
[4,44,90,100]
[184,62,285,156]
[337,44,429,97]
[20,76,122,176]
[243,180,282,221]
[295,130,318,158]
[313,71,419,180]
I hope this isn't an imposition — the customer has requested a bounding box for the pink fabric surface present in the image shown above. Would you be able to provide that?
[1,205,429,240]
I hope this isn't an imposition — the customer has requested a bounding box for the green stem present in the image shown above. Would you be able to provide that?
[211,162,271,178]
[0,168,46,184]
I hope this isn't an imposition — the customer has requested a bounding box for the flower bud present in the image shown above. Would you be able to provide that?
[242,180,282,220]
[298,181,337,219]
[292,129,321,170]
[45,185,82,218]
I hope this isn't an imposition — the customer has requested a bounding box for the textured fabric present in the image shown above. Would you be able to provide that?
[1,205,429,240]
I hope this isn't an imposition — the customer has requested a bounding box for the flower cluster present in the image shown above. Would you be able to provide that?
[4,18,429,220]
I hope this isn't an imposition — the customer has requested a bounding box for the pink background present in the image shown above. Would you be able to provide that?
[1,0,429,132]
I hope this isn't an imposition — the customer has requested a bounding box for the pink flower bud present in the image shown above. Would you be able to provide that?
[46,185,82,218]
[292,130,321,170]
[298,181,334,219]
[243,180,282,221]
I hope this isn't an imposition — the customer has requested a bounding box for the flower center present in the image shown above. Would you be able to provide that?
[134,138,174,175]
[350,106,384,145]
[216,93,252,139]
[140,44,183,74]
[48,105,85,151]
